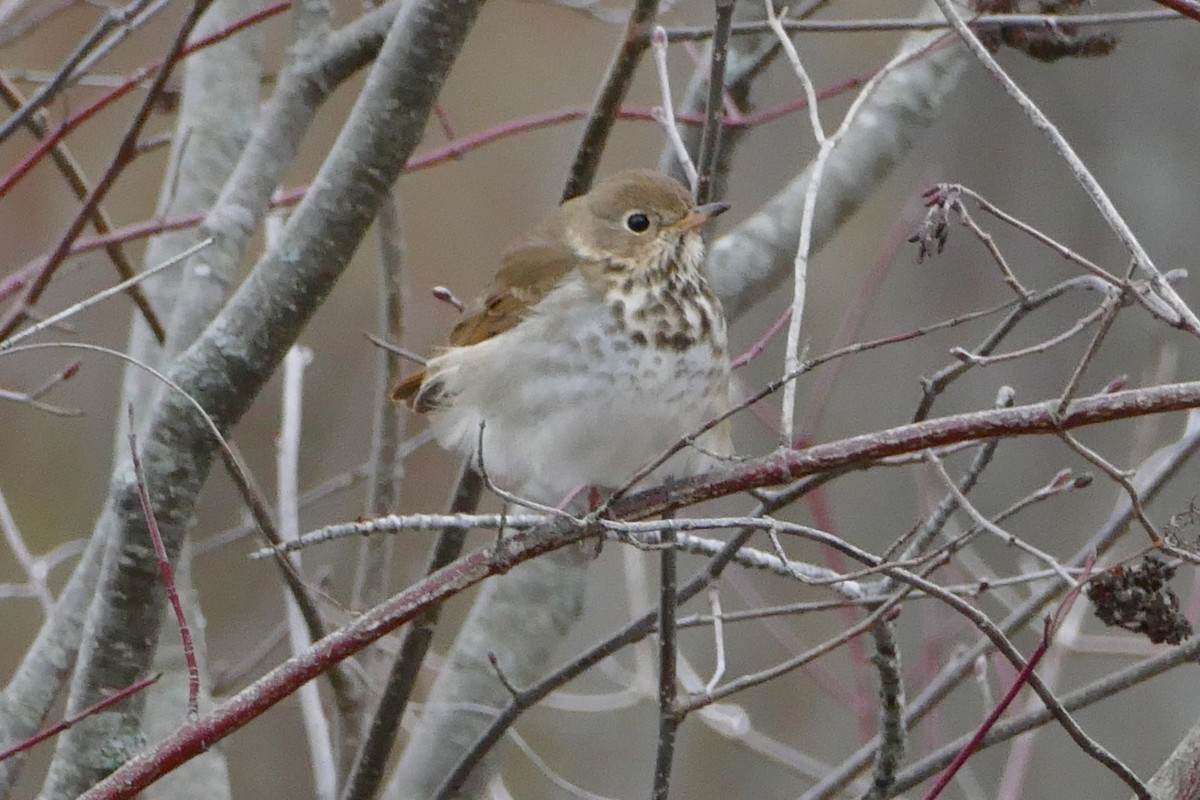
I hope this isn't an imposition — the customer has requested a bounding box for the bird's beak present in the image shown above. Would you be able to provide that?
[677,201,730,231]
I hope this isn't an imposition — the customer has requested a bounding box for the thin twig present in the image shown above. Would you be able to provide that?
[651,517,680,800]
[953,198,1030,298]
[1057,430,1167,548]
[884,387,1012,576]
[1055,290,1125,414]
[949,185,1119,287]
[925,450,1076,585]
[704,587,726,692]
[0,384,81,417]
[692,0,734,204]
[0,673,160,764]
[339,465,484,800]
[951,302,1111,368]
[933,0,1200,335]
[864,619,905,800]
[768,1,946,445]
[0,0,163,146]
[674,567,1084,627]
[196,436,432,554]
[563,0,660,199]
[681,589,907,712]
[914,275,1107,422]
[651,27,698,190]
[0,487,54,612]
[0,237,209,353]
[802,413,1200,799]
[0,74,165,340]
[0,0,219,342]
[276,344,338,799]
[664,9,1183,40]
[433,529,757,799]
[127,408,200,718]
[344,188,408,786]
[893,631,1200,793]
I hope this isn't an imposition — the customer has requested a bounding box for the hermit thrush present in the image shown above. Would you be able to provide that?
[391,169,733,504]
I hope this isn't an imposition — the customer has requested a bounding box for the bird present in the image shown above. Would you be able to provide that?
[391,169,733,505]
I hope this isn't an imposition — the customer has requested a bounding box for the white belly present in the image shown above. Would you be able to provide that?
[423,276,731,504]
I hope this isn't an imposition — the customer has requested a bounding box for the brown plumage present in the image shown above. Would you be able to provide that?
[389,209,581,409]
[389,169,733,502]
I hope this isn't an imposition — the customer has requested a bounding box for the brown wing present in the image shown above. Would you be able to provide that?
[389,371,426,403]
[390,220,579,408]
[447,232,578,347]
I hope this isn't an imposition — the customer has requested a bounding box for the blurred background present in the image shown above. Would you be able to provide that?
[2,1,1199,797]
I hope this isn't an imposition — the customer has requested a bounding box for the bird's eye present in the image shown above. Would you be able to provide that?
[625,212,651,233]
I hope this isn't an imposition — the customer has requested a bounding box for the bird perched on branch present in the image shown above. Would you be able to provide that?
[392,169,733,504]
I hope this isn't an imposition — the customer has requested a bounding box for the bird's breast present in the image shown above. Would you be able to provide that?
[601,270,726,358]
[420,269,732,500]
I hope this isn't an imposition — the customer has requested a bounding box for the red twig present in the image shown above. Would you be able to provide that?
[78,525,590,800]
[403,72,867,169]
[923,556,1095,799]
[9,64,873,286]
[0,1,289,201]
[616,382,1200,518]
[27,358,81,398]
[432,102,457,141]
[1152,0,1200,22]
[0,673,160,764]
[127,407,201,718]
[0,75,142,200]
[0,0,247,341]
[922,622,1052,799]
[731,305,790,369]
[74,380,1200,798]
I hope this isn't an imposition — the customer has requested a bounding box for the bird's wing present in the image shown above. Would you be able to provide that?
[447,233,577,347]
[391,225,579,408]
[388,371,426,404]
